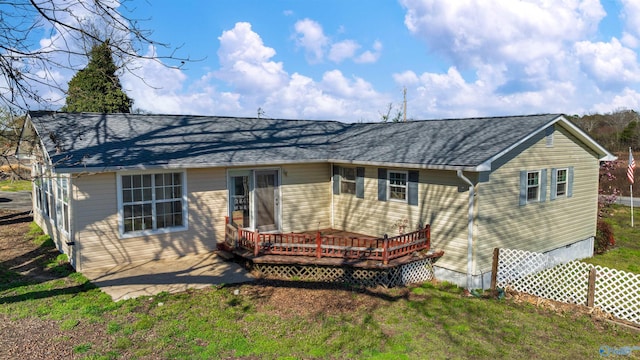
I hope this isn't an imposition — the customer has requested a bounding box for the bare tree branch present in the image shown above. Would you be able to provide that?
[1,0,194,112]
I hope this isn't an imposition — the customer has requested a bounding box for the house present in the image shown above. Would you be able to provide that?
[20,111,615,289]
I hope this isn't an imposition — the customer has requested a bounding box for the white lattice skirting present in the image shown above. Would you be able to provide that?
[496,248,640,325]
[252,258,435,288]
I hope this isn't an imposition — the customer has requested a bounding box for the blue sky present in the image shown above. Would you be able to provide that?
[18,0,640,121]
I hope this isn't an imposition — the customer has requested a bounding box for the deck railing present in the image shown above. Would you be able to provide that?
[224,219,430,265]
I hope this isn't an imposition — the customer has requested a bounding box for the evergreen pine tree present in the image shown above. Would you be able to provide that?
[62,40,132,113]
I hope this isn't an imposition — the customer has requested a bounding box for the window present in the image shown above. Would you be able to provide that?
[526,171,539,202]
[340,167,356,195]
[33,165,43,212]
[55,176,70,233]
[120,172,186,235]
[230,175,250,227]
[43,176,53,218]
[388,170,408,202]
[555,168,567,197]
[378,168,418,205]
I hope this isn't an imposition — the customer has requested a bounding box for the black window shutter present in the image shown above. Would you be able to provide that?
[519,170,527,206]
[356,167,365,199]
[333,165,340,195]
[378,168,387,201]
[408,170,419,206]
[550,168,558,200]
[567,166,574,198]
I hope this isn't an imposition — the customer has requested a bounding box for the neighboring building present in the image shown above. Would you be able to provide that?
[20,111,615,288]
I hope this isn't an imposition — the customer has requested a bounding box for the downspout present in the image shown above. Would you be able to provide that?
[456,170,475,290]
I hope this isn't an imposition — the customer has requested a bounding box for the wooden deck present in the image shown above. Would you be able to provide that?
[223,222,438,269]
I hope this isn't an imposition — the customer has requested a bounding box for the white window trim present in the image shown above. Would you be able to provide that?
[226,168,282,232]
[555,168,568,198]
[33,164,43,213]
[388,170,408,203]
[526,170,540,203]
[55,175,70,235]
[43,174,54,219]
[117,170,188,239]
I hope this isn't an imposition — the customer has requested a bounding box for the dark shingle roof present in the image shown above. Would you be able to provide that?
[333,115,558,167]
[26,111,606,172]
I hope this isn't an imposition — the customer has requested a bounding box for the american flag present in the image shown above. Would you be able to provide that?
[628,148,636,184]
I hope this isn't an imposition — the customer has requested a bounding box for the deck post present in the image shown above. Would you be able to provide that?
[425,224,431,250]
[254,229,260,257]
[382,234,389,265]
[316,231,322,258]
[587,267,596,307]
[233,226,239,249]
[490,248,499,291]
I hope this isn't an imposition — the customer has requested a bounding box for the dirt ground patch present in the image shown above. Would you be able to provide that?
[0,210,108,359]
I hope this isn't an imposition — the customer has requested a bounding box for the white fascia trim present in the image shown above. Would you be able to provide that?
[52,159,328,174]
[25,115,54,167]
[328,159,479,172]
[54,159,483,174]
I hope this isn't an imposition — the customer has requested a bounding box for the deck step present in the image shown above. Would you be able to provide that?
[216,250,235,260]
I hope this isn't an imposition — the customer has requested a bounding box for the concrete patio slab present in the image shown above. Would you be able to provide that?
[82,252,254,301]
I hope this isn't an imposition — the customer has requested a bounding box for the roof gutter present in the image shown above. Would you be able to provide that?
[52,159,483,174]
[456,169,475,290]
[328,159,480,172]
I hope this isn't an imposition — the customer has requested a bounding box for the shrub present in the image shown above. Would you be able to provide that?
[595,219,615,254]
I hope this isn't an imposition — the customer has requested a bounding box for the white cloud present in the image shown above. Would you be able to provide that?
[120,45,243,115]
[393,1,640,117]
[392,66,584,119]
[215,22,288,94]
[621,0,640,42]
[392,71,420,86]
[400,0,605,65]
[328,40,360,63]
[294,19,383,64]
[122,22,387,121]
[354,41,383,64]
[261,71,387,121]
[574,38,640,89]
[621,32,639,48]
[294,18,329,63]
[593,88,640,113]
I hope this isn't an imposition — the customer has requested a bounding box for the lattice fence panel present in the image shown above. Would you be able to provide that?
[401,258,435,285]
[495,248,640,326]
[495,248,559,287]
[594,266,640,325]
[510,261,592,304]
[252,260,434,288]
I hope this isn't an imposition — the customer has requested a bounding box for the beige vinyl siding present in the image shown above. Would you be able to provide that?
[73,169,227,271]
[332,166,471,273]
[33,177,73,263]
[475,125,600,274]
[34,206,73,261]
[280,163,332,232]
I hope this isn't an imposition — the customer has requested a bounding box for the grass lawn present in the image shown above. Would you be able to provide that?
[583,204,640,274]
[1,220,639,359]
[0,179,31,192]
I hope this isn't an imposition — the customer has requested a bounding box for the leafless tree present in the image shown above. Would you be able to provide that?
[0,0,191,113]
